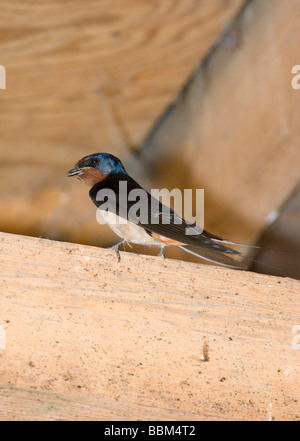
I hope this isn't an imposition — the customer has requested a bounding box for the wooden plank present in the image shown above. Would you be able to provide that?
[0,231,299,421]
[0,0,243,243]
[138,0,300,256]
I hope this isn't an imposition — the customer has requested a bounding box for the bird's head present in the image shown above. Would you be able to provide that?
[67,153,126,186]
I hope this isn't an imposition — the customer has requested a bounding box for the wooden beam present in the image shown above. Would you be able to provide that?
[0,232,299,420]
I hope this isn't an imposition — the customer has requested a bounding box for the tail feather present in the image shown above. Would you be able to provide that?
[198,230,241,255]
[179,245,247,270]
[211,238,260,250]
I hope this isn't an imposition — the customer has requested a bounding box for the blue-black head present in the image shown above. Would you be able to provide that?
[67,153,127,186]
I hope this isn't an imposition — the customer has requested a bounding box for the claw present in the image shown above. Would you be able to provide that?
[157,246,165,258]
[108,240,125,263]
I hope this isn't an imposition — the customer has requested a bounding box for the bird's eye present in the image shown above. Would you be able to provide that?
[91,158,99,165]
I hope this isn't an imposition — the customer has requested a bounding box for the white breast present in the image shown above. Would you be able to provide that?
[97,210,163,246]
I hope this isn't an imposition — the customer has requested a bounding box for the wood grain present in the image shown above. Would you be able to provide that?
[0,231,299,420]
[0,0,243,243]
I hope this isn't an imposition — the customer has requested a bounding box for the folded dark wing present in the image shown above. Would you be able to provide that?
[90,173,241,256]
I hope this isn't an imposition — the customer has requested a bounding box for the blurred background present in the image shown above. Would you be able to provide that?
[0,0,299,279]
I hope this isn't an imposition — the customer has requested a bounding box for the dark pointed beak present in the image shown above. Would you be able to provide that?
[67,167,82,177]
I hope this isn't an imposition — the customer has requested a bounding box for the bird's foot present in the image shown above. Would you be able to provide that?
[108,240,125,263]
[157,246,165,258]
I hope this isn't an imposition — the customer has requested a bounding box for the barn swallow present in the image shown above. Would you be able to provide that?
[68,153,246,269]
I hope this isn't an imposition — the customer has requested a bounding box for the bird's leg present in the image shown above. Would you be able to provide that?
[157,246,165,258]
[108,240,125,263]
